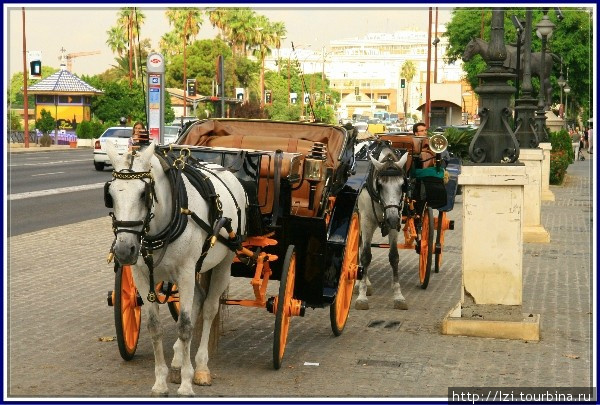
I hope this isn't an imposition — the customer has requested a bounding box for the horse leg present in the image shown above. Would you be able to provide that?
[169,281,204,385]
[388,230,407,310]
[193,260,231,387]
[355,218,376,310]
[171,277,196,397]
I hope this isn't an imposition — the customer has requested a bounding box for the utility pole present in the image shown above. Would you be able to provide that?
[22,7,29,148]
[425,7,432,128]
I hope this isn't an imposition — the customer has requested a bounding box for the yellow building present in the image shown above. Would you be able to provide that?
[26,64,103,130]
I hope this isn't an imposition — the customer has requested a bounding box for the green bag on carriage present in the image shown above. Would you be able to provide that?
[414,167,447,209]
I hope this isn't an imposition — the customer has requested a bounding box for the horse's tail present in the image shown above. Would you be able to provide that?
[192,269,223,355]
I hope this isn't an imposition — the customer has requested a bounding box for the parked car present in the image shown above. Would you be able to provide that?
[93,126,132,171]
[163,125,180,145]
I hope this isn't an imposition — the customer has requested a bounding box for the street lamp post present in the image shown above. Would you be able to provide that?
[564,79,571,130]
[513,10,540,149]
[468,9,519,163]
[534,9,555,143]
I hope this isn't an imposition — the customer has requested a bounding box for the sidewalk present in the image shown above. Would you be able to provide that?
[7,143,92,152]
[6,154,595,398]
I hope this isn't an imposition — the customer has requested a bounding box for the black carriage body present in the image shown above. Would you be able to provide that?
[173,119,366,308]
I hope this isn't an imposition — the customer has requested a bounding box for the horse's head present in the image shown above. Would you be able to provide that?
[105,142,157,265]
[368,142,408,231]
[462,37,478,62]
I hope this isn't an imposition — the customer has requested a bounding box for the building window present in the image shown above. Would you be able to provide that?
[36,95,55,104]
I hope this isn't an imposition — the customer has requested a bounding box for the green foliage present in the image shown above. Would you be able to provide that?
[444,8,593,121]
[76,119,110,139]
[549,150,570,184]
[8,110,22,131]
[35,109,56,135]
[440,128,476,161]
[550,129,575,163]
[549,129,575,184]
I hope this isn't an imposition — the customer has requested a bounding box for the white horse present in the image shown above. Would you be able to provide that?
[104,142,247,396]
[356,140,409,310]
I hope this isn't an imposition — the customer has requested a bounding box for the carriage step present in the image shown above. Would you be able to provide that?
[449,220,455,230]
[435,243,442,254]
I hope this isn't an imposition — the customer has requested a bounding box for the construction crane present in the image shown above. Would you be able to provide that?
[59,47,101,72]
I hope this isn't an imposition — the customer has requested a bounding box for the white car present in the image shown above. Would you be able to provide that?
[93,126,133,171]
[163,125,181,145]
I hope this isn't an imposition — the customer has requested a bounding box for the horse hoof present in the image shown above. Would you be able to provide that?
[193,371,212,386]
[151,390,169,397]
[168,368,181,384]
[355,299,369,310]
[176,388,195,397]
[394,300,408,310]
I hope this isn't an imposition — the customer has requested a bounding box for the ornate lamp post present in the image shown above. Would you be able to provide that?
[534,10,555,142]
[564,79,571,129]
[513,10,540,148]
[468,9,520,163]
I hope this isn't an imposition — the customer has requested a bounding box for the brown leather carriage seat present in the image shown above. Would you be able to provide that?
[180,119,348,217]
[378,135,436,169]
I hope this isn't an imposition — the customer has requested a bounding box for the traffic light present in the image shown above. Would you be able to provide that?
[325,94,331,104]
[354,86,359,96]
[186,79,196,96]
[290,92,298,104]
[401,78,406,89]
[235,87,245,101]
[29,60,41,79]
[265,90,272,104]
[304,93,310,103]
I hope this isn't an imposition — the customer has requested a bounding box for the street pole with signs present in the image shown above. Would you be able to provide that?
[146,52,165,145]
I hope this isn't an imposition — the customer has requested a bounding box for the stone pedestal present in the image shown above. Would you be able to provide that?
[539,142,555,201]
[519,148,550,243]
[441,164,540,341]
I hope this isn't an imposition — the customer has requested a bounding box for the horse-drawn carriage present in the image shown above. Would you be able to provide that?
[104,119,367,395]
[103,119,458,395]
[353,131,459,306]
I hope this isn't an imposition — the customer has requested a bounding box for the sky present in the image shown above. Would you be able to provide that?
[5,4,453,78]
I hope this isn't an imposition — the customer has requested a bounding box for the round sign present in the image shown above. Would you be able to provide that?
[146,53,165,73]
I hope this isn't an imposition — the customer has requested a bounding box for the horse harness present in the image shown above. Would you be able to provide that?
[365,141,407,237]
[105,147,243,303]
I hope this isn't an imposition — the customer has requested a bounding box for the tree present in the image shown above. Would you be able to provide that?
[401,60,417,117]
[35,109,56,135]
[444,7,593,122]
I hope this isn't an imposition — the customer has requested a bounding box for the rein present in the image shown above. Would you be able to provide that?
[107,147,243,304]
[365,142,407,236]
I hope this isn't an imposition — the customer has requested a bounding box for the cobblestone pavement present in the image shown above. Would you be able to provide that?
[6,153,595,400]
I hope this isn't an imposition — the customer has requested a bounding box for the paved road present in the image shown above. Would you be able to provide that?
[5,148,595,400]
[7,147,113,236]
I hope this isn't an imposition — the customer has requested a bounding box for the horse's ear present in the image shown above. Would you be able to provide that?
[397,151,409,170]
[369,152,384,171]
[105,141,121,168]
[139,142,156,165]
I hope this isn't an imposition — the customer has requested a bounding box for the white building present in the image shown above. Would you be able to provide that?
[265,24,475,126]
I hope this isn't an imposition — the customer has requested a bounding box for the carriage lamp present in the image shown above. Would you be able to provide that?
[429,134,448,173]
[304,142,328,210]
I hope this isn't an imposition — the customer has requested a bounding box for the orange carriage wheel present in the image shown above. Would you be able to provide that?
[434,211,446,274]
[418,207,434,289]
[330,211,360,336]
[114,265,141,361]
[273,245,296,370]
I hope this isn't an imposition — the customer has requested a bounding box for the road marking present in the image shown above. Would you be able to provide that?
[8,159,90,167]
[8,182,105,201]
[31,172,65,176]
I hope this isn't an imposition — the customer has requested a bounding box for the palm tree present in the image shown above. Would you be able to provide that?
[206,7,230,40]
[165,7,203,115]
[159,31,182,59]
[106,26,127,57]
[401,60,417,119]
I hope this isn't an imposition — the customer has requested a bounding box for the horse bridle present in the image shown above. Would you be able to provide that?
[105,169,156,241]
[367,143,407,231]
